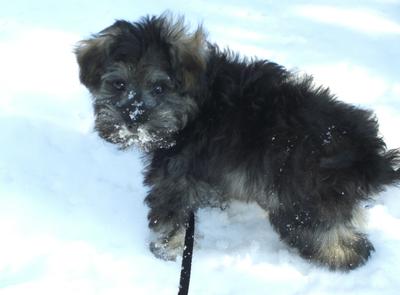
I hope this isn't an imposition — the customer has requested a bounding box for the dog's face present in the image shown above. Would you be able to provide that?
[75,16,208,151]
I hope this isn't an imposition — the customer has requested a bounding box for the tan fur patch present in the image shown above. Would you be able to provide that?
[151,228,186,261]
[222,169,265,202]
[75,24,128,88]
[159,14,209,90]
[75,23,122,58]
[315,208,366,267]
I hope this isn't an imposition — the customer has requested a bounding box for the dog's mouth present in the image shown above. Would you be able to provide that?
[94,103,176,151]
[133,126,177,151]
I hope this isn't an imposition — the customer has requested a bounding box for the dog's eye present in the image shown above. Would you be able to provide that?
[152,85,164,95]
[112,80,127,91]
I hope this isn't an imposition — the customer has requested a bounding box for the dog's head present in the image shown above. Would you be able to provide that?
[75,15,208,151]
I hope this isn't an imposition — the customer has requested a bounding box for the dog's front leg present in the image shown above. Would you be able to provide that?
[145,177,199,261]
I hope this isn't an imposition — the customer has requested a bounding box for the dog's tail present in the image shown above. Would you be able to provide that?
[357,148,400,197]
[321,148,400,194]
[380,148,400,186]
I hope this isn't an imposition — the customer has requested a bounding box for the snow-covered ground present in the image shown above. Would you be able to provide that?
[1,1,400,294]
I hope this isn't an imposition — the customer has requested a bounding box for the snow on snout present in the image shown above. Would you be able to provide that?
[128,90,136,100]
[128,101,144,121]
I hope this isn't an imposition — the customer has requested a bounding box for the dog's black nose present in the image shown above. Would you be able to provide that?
[119,101,145,122]
[116,89,139,108]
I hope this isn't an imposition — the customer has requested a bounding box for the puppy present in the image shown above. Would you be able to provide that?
[75,14,400,270]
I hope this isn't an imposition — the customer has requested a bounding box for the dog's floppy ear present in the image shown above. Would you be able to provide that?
[165,20,208,91]
[75,22,128,90]
[75,35,110,90]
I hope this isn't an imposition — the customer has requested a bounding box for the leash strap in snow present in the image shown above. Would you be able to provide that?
[178,211,195,295]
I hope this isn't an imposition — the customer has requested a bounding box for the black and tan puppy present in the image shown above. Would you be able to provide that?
[75,14,400,270]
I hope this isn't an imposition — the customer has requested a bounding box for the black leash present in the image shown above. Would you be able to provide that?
[178,211,195,295]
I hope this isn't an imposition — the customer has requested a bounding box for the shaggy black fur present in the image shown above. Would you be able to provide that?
[75,14,400,270]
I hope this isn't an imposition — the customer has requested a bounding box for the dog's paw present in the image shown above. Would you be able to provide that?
[149,229,186,261]
[313,232,375,271]
[341,234,375,270]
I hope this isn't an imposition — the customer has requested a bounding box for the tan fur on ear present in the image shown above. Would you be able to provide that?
[176,27,208,90]
[174,25,208,69]
[75,37,109,89]
[75,25,123,89]
[159,14,209,90]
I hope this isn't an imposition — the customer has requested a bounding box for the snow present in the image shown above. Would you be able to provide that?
[128,90,137,100]
[1,1,400,294]
[128,101,144,121]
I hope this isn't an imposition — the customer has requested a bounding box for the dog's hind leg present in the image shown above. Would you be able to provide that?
[266,127,400,269]
[268,203,374,270]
